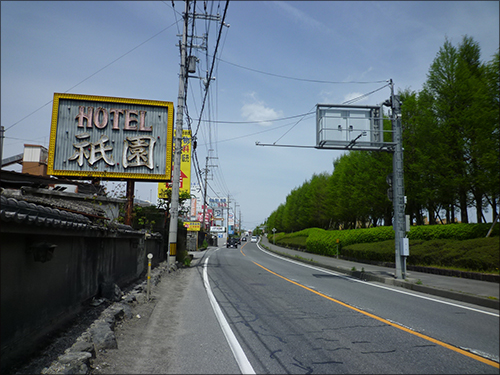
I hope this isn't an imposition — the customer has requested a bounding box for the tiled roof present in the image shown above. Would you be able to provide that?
[1,195,91,229]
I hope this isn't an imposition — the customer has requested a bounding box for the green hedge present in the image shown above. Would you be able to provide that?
[342,237,499,272]
[306,226,396,256]
[407,223,497,241]
[270,223,499,272]
[273,223,498,254]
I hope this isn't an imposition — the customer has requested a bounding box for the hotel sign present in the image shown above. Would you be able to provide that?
[47,93,174,181]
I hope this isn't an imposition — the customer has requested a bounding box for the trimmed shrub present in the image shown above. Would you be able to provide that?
[271,223,499,272]
[407,223,498,241]
[341,237,499,273]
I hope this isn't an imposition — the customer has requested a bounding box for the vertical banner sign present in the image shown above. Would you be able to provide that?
[190,197,197,220]
[158,129,191,198]
[47,93,174,180]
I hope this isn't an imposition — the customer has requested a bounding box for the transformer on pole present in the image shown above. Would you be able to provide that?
[168,0,190,265]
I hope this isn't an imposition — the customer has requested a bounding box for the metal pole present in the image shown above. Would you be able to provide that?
[168,0,190,266]
[202,156,209,230]
[390,79,406,279]
[0,126,4,169]
[226,194,230,238]
[146,253,153,301]
[125,180,135,226]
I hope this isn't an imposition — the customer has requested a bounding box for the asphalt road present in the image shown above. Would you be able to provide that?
[205,240,499,374]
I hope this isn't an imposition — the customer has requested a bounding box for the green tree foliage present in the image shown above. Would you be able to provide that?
[265,35,498,234]
[422,36,499,224]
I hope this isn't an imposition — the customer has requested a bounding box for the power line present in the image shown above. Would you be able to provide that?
[192,1,230,139]
[197,115,315,146]
[215,56,389,85]
[272,105,316,144]
[194,111,315,124]
[5,19,181,132]
[342,83,390,105]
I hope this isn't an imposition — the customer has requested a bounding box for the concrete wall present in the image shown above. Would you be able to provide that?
[0,223,164,372]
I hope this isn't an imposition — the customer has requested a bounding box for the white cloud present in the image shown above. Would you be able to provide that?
[359,66,374,79]
[270,1,329,33]
[241,93,284,126]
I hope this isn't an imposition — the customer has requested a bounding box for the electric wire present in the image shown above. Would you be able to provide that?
[272,105,316,144]
[196,115,315,146]
[342,83,391,105]
[214,56,389,84]
[192,1,229,139]
[194,111,316,124]
[5,19,181,132]
[267,83,391,146]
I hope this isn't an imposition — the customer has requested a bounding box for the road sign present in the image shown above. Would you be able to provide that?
[316,104,394,151]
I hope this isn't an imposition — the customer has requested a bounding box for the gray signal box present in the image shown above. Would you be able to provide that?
[316,104,395,151]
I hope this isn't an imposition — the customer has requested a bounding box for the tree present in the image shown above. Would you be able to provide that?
[422,35,498,223]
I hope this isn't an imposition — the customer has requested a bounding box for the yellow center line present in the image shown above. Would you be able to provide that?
[240,242,247,256]
[252,260,499,369]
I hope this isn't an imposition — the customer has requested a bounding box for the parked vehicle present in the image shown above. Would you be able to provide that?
[226,237,239,248]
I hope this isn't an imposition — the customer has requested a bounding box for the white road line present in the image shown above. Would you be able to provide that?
[203,254,256,375]
[257,243,499,317]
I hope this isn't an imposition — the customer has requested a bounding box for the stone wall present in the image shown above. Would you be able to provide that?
[0,216,164,373]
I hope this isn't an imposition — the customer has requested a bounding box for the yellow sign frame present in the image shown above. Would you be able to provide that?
[47,93,174,181]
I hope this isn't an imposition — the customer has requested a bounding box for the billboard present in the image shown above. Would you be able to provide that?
[47,93,174,181]
[183,221,201,231]
[210,226,226,233]
[208,197,228,208]
[316,104,394,151]
[158,129,192,198]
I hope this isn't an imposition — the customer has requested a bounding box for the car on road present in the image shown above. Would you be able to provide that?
[251,236,258,243]
[242,237,247,242]
[226,237,238,248]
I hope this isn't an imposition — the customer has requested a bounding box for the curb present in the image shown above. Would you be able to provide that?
[263,245,499,311]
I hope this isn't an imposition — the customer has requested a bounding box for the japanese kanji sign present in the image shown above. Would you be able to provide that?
[47,93,174,181]
[158,129,192,198]
[183,221,201,231]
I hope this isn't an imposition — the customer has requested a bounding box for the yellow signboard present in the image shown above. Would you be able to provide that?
[158,129,191,198]
[183,221,201,231]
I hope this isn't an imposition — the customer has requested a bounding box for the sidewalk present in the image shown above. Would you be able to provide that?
[258,236,499,310]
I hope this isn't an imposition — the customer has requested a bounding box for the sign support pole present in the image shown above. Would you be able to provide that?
[390,79,406,279]
[125,180,135,226]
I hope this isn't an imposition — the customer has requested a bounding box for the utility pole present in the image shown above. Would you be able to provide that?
[235,203,240,237]
[168,1,226,264]
[239,209,242,236]
[226,194,231,237]
[389,79,407,279]
[201,151,217,231]
[202,156,209,231]
[168,0,190,265]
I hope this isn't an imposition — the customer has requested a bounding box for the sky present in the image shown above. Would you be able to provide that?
[1,1,499,230]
